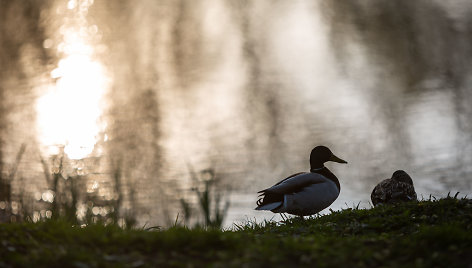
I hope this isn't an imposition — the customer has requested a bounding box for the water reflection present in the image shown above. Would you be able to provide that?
[36,0,108,159]
[1,0,472,227]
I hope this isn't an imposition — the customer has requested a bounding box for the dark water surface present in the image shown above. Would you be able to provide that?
[1,0,472,227]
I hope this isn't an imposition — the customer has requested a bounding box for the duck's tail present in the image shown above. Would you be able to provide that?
[255,201,283,211]
[256,191,284,211]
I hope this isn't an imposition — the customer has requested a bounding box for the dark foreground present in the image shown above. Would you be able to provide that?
[1,197,471,267]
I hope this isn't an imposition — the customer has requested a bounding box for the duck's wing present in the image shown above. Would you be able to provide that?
[257,172,306,195]
[272,172,307,186]
[258,173,327,195]
[257,172,306,194]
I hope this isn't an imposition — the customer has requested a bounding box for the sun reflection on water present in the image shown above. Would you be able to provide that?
[36,0,108,160]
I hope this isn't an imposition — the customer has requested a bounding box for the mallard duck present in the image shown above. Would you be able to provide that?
[370,170,417,206]
[255,145,347,216]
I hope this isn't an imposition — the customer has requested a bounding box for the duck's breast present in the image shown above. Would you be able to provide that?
[284,179,339,216]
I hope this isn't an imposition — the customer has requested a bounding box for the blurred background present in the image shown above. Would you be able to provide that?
[1,0,472,227]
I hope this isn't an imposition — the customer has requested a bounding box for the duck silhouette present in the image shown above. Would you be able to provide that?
[371,170,417,206]
[255,146,347,216]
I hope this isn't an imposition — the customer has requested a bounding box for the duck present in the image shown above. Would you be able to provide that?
[370,170,417,206]
[255,145,347,216]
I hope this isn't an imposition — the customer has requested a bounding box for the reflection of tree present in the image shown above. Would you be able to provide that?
[0,1,52,220]
[323,0,472,112]
[1,1,39,167]
[322,2,431,163]
[172,0,204,87]
[322,1,472,185]
[106,87,168,224]
[323,1,435,86]
[227,1,286,169]
[95,1,182,225]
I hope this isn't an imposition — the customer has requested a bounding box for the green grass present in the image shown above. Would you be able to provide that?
[1,197,471,267]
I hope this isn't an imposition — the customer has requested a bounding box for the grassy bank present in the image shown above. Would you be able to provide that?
[1,197,471,267]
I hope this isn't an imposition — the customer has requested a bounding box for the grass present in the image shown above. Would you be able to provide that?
[1,197,471,267]
[180,168,230,228]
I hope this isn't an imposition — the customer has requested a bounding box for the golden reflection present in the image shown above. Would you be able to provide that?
[87,180,99,193]
[36,0,108,159]
[41,190,55,203]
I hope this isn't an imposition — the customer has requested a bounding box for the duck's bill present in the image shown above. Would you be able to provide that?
[330,154,348,164]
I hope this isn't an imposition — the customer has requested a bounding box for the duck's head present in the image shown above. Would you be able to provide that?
[391,170,413,185]
[310,145,347,169]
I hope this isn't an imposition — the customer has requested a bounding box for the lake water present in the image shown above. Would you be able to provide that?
[1,0,472,227]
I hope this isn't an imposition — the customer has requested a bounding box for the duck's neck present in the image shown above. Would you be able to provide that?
[310,166,341,192]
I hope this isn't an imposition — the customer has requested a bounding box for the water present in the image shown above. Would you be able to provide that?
[1,0,472,227]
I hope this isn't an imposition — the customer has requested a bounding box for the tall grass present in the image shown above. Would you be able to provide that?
[1,145,233,229]
[0,144,25,222]
[180,168,230,229]
[1,147,137,227]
